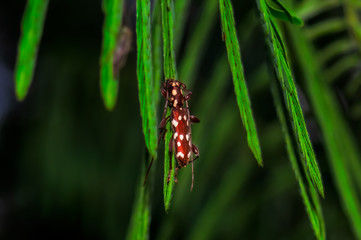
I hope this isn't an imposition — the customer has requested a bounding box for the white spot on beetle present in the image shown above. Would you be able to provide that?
[180,134,184,140]
[174,132,178,139]
[186,134,190,141]
[176,152,184,158]
[183,115,187,120]
[172,89,177,96]
[178,116,182,121]
[177,141,181,147]
[173,100,178,107]
[172,119,178,127]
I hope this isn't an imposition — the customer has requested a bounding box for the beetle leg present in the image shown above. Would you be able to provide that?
[190,144,200,191]
[190,115,200,123]
[192,144,200,161]
[143,157,154,186]
[161,87,167,99]
[184,90,192,101]
[158,116,170,145]
[167,135,174,183]
[160,91,169,123]
[175,166,180,183]
[179,82,187,90]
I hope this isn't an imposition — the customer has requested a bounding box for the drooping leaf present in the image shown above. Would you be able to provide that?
[136,0,158,159]
[163,111,176,212]
[271,79,325,240]
[162,0,177,80]
[152,0,163,107]
[126,151,151,240]
[161,0,177,211]
[256,0,324,197]
[100,0,124,110]
[15,0,49,101]
[219,0,263,166]
[288,24,361,240]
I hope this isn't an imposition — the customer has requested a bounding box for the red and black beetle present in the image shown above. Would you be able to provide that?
[159,79,200,190]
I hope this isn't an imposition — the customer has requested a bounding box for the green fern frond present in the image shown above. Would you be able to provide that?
[219,0,263,166]
[271,80,325,240]
[100,0,123,110]
[256,0,324,197]
[161,0,177,211]
[136,0,158,159]
[15,0,49,101]
[126,151,151,240]
[162,0,177,80]
[288,24,361,240]
[163,110,176,212]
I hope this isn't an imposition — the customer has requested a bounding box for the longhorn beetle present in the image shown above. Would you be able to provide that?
[158,79,200,191]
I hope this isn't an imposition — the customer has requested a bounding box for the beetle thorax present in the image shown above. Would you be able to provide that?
[167,81,184,108]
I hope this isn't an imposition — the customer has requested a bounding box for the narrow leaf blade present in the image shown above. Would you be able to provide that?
[100,0,124,110]
[257,0,324,197]
[162,0,177,80]
[219,0,263,166]
[163,115,176,212]
[271,80,325,240]
[161,0,178,211]
[15,0,49,101]
[289,25,361,240]
[137,0,158,159]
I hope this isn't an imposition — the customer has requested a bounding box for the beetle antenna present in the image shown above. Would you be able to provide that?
[191,158,194,191]
[143,157,154,186]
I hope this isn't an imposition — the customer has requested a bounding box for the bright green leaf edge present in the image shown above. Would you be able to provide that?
[125,151,151,240]
[161,0,177,212]
[219,0,263,166]
[136,0,158,160]
[271,80,325,240]
[163,113,176,213]
[257,0,324,197]
[289,25,361,240]
[100,0,123,110]
[15,0,49,101]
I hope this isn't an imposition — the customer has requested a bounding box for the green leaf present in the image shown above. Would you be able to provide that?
[126,151,151,240]
[163,109,176,213]
[15,0,49,101]
[219,0,263,166]
[136,0,158,159]
[266,0,303,26]
[271,80,325,240]
[257,0,324,197]
[100,0,124,110]
[152,0,163,107]
[288,24,361,240]
[161,0,177,211]
[162,0,177,80]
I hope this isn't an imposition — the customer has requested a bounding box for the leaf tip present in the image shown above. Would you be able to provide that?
[15,87,27,101]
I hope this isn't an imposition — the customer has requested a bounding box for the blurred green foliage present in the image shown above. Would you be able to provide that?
[3,0,361,239]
